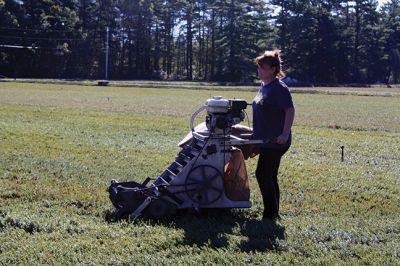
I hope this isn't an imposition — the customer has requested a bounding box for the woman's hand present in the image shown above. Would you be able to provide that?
[275,107,295,144]
[275,133,289,144]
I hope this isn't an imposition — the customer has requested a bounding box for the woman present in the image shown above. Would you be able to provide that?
[252,50,295,221]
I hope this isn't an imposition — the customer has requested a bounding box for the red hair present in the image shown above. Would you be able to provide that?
[255,50,285,79]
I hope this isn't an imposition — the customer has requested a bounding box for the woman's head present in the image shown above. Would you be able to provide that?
[255,50,285,79]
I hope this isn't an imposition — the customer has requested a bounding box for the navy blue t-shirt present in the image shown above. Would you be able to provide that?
[252,78,294,148]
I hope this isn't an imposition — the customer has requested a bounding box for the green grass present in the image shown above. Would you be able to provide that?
[0,81,399,264]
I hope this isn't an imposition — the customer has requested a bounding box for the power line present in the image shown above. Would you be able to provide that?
[0,26,73,32]
[0,26,88,33]
[0,26,116,34]
[0,34,101,41]
[0,44,56,50]
[0,43,114,51]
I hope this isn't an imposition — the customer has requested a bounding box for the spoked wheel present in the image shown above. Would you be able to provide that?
[185,165,224,206]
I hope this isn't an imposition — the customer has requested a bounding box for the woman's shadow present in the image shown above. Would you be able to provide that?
[157,209,286,252]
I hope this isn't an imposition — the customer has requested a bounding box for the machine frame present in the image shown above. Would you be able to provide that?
[108,96,266,221]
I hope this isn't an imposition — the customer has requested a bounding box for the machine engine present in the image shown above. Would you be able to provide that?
[202,96,248,134]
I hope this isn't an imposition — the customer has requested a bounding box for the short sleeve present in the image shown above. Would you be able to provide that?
[274,84,294,110]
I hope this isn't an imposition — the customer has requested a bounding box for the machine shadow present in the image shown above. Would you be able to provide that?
[158,209,286,252]
[105,208,286,251]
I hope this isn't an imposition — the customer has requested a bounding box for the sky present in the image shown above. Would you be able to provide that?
[377,0,389,8]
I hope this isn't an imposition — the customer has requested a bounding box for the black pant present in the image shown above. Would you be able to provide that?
[255,147,289,219]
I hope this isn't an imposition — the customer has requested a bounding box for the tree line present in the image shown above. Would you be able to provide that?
[0,0,399,84]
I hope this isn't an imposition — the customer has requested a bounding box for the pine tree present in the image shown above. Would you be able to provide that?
[381,0,400,83]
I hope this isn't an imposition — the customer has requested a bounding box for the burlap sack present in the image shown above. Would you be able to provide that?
[223,149,250,201]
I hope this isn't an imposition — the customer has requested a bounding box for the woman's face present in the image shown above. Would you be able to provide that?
[258,63,275,81]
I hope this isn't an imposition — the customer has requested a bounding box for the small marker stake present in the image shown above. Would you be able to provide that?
[340,145,344,162]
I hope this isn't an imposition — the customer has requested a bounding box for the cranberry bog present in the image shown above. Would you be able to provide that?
[0,81,399,264]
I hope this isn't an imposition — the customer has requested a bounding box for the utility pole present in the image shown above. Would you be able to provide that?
[105,26,109,80]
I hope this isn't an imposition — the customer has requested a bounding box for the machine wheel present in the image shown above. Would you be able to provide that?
[185,165,224,205]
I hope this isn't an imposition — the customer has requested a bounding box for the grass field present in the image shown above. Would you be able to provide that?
[0,81,399,264]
